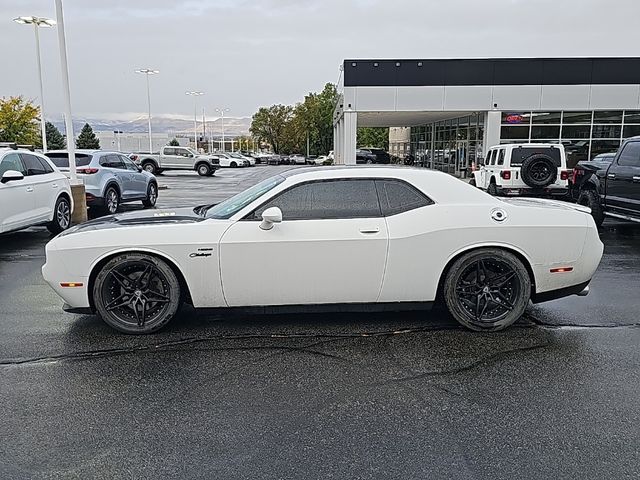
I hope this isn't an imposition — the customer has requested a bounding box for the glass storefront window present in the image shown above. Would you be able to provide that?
[531,125,560,139]
[501,126,529,140]
[562,111,593,124]
[624,111,640,124]
[561,125,591,139]
[591,140,621,158]
[594,111,623,123]
[623,125,640,138]
[563,140,590,167]
[531,112,562,124]
[592,125,621,138]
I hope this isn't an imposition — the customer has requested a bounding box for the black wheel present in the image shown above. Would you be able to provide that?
[93,253,181,334]
[230,161,238,168]
[47,195,71,234]
[141,161,157,175]
[102,187,120,214]
[197,163,211,176]
[366,159,373,164]
[487,182,498,196]
[469,178,477,187]
[578,189,604,227]
[443,249,531,332]
[521,154,557,188]
[142,182,158,208]
[206,169,215,177]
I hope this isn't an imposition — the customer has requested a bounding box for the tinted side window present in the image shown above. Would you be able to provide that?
[375,179,433,216]
[0,153,26,176]
[121,156,139,171]
[21,153,47,175]
[100,154,125,169]
[163,147,176,155]
[252,179,381,220]
[617,142,640,167]
[497,149,505,165]
[175,148,190,157]
[489,150,496,165]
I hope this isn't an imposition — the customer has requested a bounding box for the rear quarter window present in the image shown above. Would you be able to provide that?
[375,179,433,216]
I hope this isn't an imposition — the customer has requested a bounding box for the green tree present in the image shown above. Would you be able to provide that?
[0,96,41,145]
[250,104,293,154]
[168,138,180,146]
[76,123,100,149]
[357,127,390,150]
[46,122,66,149]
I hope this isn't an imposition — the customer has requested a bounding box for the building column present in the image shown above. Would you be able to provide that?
[483,110,502,156]
[333,123,338,162]
[335,120,343,164]
[343,110,357,165]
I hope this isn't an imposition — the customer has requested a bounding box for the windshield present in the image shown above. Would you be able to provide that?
[205,175,285,219]
[229,153,244,158]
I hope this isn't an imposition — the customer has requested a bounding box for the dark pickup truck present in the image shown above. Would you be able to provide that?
[575,137,640,227]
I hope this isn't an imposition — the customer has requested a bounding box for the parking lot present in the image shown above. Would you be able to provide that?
[1,165,639,479]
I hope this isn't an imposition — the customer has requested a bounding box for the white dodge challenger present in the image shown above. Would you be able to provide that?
[42,166,604,334]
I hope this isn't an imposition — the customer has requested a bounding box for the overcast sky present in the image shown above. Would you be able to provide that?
[1,0,638,121]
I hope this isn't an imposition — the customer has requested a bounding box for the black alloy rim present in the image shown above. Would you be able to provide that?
[455,258,521,323]
[530,161,552,182]
[101,260,172,328]
[149,184,157,204]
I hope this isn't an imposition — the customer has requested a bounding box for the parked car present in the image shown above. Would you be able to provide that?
[46,150,159,215]
[214,152,249,167]
[363,148,391,164]
[356,149,377,164]
[42,166,602,334]
[575,137,640,227]
[470,143,571,198]
[132,146,220,176]
[226,152,255,166]
[266,155,283,165]
[289,154,306,165]
[0,147,73,234]
[570,152,617,199]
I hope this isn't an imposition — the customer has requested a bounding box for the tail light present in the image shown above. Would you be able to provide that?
[77,168,99,174]
[500,170,511,180]
[571,168,583,184]
[560,170,571,181]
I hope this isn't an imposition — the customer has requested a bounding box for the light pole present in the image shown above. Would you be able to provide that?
[186,91,204,151]
[14,15,55,152]
[215,108,230,152]
[135,68,159,153]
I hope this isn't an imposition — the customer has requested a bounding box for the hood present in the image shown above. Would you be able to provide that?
[58,207,204,237]
[499,197,591,214]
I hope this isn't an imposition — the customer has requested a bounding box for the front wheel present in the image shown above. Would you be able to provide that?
[197,163,211,176]
[93,253,181,334]
[142,182,158,208]
[102,187,120,215]
[141,161,157,175]
[577,189,604,227]
[487,182,498,196]
[47,195,72,234]
[443,249,531,332]
[230,161,238,168]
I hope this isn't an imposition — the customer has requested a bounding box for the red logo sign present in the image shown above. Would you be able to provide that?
[505,114,524,124]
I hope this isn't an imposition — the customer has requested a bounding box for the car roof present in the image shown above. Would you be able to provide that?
[45,150,121,155]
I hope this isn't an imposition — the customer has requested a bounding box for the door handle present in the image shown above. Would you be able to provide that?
[607,174,616,179]
[26,186,34,192]
[359,227,380,234]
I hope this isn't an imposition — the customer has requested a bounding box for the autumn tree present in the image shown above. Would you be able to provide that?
[0,96,41,145]
[250,104,293,154]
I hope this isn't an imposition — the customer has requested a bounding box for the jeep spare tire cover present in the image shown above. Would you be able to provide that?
[520,154,557,188]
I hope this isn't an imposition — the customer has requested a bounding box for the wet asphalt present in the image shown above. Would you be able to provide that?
[0,166,638,479]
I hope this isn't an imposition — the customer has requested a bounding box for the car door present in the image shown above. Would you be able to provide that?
[0,152,34,232]
[101,154,132,198]
[174,147,194,169]
[20,153,60,223]
[219,178,389,307]
[606,140,640,214]
[121,155,147,198]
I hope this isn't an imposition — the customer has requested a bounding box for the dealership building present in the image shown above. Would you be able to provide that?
[333,57,640,174]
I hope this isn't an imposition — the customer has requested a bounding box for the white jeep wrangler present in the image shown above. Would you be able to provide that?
[471,143,571,197]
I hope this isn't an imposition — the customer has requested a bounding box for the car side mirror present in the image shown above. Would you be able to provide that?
[1,170,24,184]
[260,207,283,230]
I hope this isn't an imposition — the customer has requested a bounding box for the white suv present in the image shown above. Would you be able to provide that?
[471,143,571,197]
[0,148,73,234]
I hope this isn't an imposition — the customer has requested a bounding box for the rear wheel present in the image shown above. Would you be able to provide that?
[578,189,604,227]
[487,182,498,196]
[141,161,157,174]
[230,161,238,168]
[469,178,476,187]
[47,195,71,234]
[142,182,158,208]
[443,249,531,332]
[102,187,120,214]
[93,253,181,334]
[197,163,211,176]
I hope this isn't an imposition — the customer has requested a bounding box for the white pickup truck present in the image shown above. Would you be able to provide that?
[131,146,220,176]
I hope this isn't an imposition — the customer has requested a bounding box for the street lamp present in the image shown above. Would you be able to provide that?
[186,91,204,151]
[215,108,230,152]
[14,15,56,153]
[135,68,159,153]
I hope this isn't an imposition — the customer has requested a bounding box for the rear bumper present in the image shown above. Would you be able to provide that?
[496,186,569,197]
[531,281,590,303]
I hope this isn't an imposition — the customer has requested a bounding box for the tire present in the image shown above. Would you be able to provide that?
[141,161,157,175]
[102,186,120,215]
[206,169,215,177]
[47,195,72,234]
[443,249,531,332]
[487,182,498,196]
[93,253,182,334]
[366,159,373,164]
[230,161,238,168]
[469,178,476,187]
[197,163,211,176]
[578,189,605,227]
[142,182,158,208]
[521,154,557,188]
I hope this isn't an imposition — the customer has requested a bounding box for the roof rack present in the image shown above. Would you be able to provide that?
[0,142,18,150]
